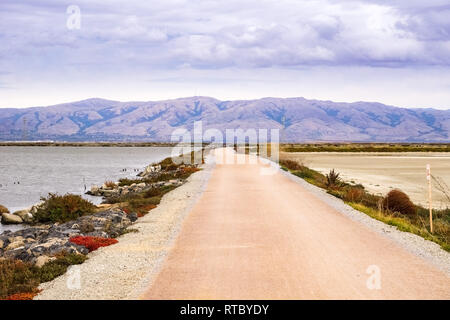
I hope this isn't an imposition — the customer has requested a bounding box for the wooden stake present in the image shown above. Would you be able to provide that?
[426,164,433,233]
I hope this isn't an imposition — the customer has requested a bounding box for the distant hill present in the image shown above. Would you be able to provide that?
[0,97,449,142]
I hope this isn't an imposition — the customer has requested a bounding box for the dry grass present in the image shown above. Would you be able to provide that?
[104,181,117,189]
[382,189,416,215]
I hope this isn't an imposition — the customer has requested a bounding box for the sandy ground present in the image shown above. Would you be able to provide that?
[281,152,450,209]
[143,148,450,300]
[35,153,214,300]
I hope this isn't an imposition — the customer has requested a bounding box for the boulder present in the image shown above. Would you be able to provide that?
[90,185,100,194]
[30,202,44,215]
[136,182,146,188]
[128,212,138,222]
[0,204,9,214]
[6,238,25,251]
[1,212,23,224]
[13,209,33,223]
[35,255,54,268]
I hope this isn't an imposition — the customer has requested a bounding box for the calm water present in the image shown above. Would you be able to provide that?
[0,146,173,233]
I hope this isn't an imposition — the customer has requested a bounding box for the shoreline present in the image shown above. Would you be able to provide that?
[0,142,176,147]
[35,152,214,299]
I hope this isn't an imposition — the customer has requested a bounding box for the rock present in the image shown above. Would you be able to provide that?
[23,213,34,223]
[30,201,44,215]
[102,189,119,197]
[1,212,23,224]
[128,212,138,222]
[35,255,54,268]
[13,209,34,223]
[13,209,30,219]
[90,185,100,194]
[78,220,95,233]
[136,182,146,188]
[0,204,9,214]
[6,239,25,251]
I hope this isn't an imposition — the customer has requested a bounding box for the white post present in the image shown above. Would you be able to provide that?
[426,164,433,233]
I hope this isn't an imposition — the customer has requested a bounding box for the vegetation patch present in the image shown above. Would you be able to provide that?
[280,156,450,252]
[118,178,143,187]
[281,143,450,153]
[33,193,96,223]
[69,236,118,252]
[382,189,416,215]
[0,253,86,299]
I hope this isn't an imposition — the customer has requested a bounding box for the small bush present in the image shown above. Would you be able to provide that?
[326,169,341,188]
[104,181,116,189]
[0,204,9,214]
[144,188,162,198]
[0,259,39,299]
[343,187,364,203]
[37,253,87,283]
[33,193,96,223]
[69,236,118,252]
[0,253,87,299]
[382,189,416,215]
[159,157,176,170]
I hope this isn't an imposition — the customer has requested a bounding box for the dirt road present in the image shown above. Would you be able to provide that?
[143,148,450,299]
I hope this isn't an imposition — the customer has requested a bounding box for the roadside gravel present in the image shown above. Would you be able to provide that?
[35,154,215,300]
[280,168,450,276]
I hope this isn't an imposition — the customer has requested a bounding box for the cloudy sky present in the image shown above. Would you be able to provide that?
[0,0,450,109]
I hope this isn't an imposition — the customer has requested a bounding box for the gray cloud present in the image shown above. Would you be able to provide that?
[1,0,449,72]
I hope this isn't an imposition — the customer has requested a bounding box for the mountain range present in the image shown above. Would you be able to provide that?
[0,97,449,142]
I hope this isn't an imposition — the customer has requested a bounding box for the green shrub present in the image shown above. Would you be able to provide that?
[37,253,87,283]
[382,189,416,215]
[293,169,313,179]
[34,193,96,223]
